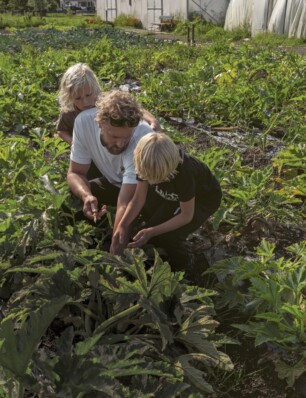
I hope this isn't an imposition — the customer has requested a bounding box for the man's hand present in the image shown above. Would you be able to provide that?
[83,195,107,222]
[128,228,153,248]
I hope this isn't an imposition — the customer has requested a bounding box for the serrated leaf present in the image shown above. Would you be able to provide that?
[275,358,306,387]
[0,295,69,377]
[148,251,175,303]
[140,297,174,349]
[281,265,306,295]
[175,353,216,394]
[256,239,276,261]
[176,306,220,359]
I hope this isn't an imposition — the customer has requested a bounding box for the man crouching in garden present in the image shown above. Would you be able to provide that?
[67,90,154,250]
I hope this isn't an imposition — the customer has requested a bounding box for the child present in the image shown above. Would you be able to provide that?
[56,63,160,146]
[56,63,101,145]
[111,132,222,269]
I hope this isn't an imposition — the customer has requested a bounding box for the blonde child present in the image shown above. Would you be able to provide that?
[56,63,159,145]
[111,132,222,269]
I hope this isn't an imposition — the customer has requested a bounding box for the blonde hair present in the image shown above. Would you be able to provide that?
[58,63,101,112]
[96,90,144,125]
[134,132,181,184]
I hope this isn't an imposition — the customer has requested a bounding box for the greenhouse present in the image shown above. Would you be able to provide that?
[224,0,306,37]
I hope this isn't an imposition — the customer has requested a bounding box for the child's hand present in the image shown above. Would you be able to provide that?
[151,119,161,131]
[110,226,129,255]
[128,228,152,248]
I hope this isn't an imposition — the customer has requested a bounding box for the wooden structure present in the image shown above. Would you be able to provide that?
[151,15,174,32]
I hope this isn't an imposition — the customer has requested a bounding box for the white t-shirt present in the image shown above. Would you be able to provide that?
[71,108,153,187]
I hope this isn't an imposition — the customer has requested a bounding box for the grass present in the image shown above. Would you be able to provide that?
[252,32,306,47]
[173,19,306,47]
[0,12,96,29]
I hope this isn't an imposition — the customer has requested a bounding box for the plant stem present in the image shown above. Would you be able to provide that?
[94,303,141,335]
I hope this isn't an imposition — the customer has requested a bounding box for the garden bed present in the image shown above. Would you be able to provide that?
[0,25,305,398]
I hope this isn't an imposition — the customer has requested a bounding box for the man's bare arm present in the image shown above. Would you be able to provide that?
[67,160,91,200]
[67,161,105,220]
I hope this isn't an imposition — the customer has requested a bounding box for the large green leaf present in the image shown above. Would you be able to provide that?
[147,250,178,304]
[175,353,217,395]
[0,295,69,377]
[176,305,220,358]
[140,297,174,349]
[275,357,306,387]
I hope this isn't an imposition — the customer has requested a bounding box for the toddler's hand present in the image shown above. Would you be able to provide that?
[151,119,161,131]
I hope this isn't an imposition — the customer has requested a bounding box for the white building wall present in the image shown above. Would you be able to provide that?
[116,0,146,20]
[96,0,229,28]
[164,0,187,19]
[188,0,230,24]
[96,0,188,28]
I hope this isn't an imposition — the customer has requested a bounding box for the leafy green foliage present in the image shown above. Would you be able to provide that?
[0,248,232,396]
[0,296,69,377]
[0,24,305,396]
[208,240,306,385]
[114,14,143,29]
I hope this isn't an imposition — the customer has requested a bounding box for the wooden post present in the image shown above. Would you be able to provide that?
[191,25,195,45]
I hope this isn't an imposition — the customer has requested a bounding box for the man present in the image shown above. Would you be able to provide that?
[67,90,154,250]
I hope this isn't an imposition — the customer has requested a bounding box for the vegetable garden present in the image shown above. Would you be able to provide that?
[0,20,305,398]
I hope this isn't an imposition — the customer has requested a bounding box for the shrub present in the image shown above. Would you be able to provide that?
[174,18,219,37]
[114,14,142,29]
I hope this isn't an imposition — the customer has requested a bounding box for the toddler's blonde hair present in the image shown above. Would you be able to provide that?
[58,63,101,112]
[134,132,181,184]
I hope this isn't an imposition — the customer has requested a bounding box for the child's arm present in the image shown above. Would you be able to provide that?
[57,130,73,145]
[110,181,148,255]
[128,197,195,248]
[142,109,161,131]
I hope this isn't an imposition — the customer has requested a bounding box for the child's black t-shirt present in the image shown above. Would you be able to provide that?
[140,150,221,205]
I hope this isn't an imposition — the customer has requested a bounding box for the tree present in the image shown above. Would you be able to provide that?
[27,0,59,15]
[0,0,10,11]
[8,0,28,12]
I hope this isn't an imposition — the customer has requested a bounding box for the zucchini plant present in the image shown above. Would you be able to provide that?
[207,240,306,387]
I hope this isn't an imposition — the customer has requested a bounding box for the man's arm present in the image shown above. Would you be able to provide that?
[67,160,105,221]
